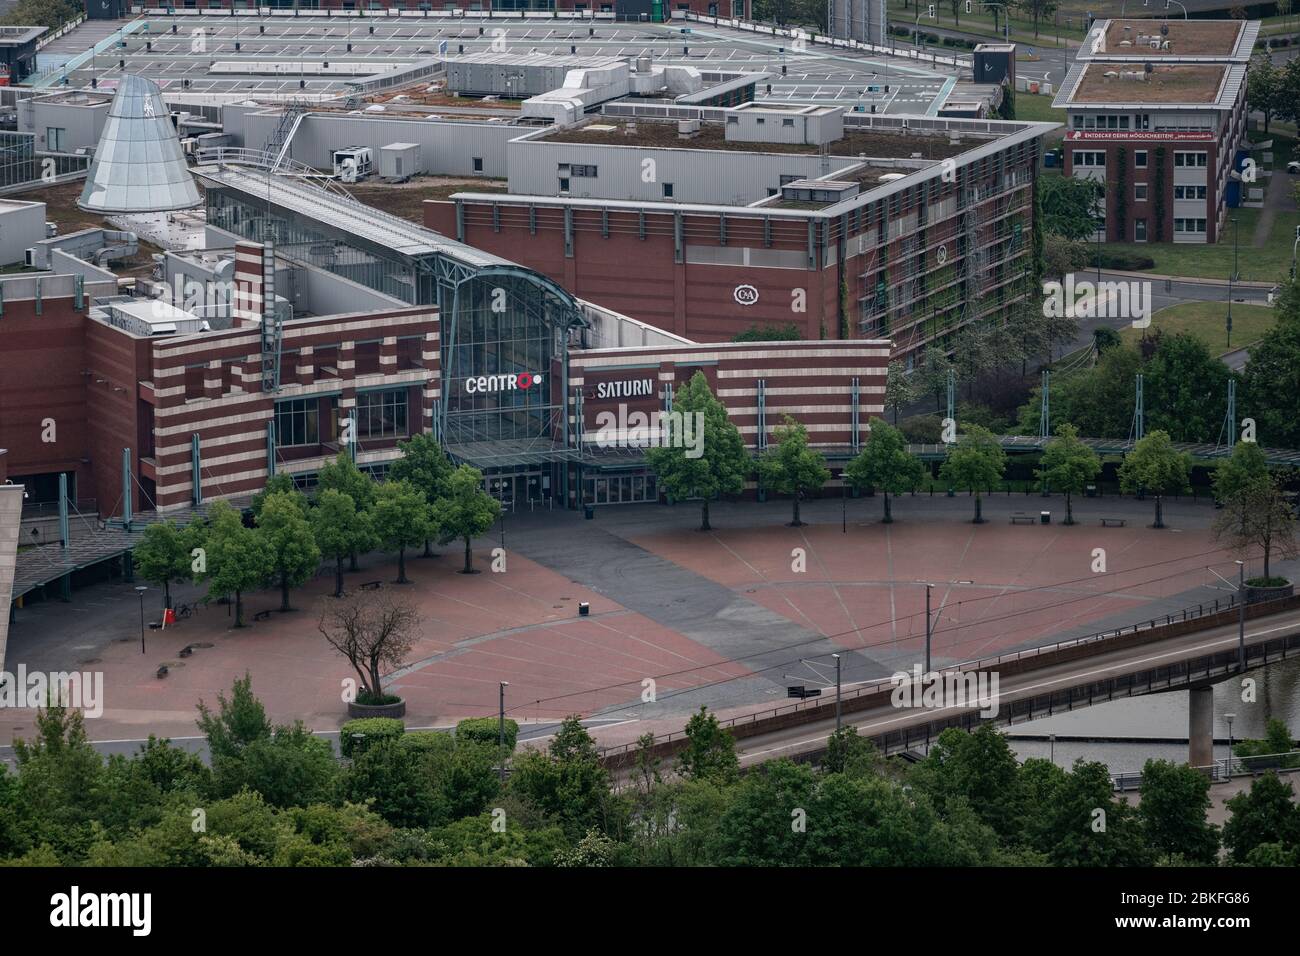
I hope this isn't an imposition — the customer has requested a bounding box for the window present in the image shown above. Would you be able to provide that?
[1174,151,1208,168]
[1174,185,1207,200]
[558,177,570,192]
[570,164,598,177]
[275,399,319,448]
[727,115,739,124]
[663,183,674,198]
[1174,218,1207,234]
[782,118,795,127]
[1134,183,1148,202]
[472,157,483,172]
[1135,150,1148,168]
[45,127,65,152]
[756,117,766,125]
[1134,219,1147,242]
[1072,151,1105,167]
[356,389,408,440]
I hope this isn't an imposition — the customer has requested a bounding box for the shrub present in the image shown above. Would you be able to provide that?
[1246,576,1290,588]
[399,730,453,753]
[340,718,405,758]
[900,414,945,444]
[1089,251,1156,271]
[356,688,402,706]
[456,716,518,752]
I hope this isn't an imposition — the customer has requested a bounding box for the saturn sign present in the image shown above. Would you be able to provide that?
[733,284,759,306]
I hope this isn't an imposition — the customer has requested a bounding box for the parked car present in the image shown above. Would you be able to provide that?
[1287,160,1300,174]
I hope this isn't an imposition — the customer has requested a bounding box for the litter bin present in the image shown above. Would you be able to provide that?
[584,505,594,520]
[1040,511,1051,524]
[1085,484,1097,498]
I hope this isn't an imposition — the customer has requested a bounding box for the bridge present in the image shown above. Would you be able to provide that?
[599,593,1300,774]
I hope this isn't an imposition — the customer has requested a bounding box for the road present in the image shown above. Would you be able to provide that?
[719,603,1300,768]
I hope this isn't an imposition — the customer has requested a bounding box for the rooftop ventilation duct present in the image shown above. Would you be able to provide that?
[77,74,202,215]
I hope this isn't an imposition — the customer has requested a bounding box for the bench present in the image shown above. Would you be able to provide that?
[360,580,383,591]
[253,609,272,622]
[1100,517,1127,527]
[1010,513,1036,525]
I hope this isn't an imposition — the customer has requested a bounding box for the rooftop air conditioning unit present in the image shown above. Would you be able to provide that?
[24,248,36,268]
[45,221,56,238]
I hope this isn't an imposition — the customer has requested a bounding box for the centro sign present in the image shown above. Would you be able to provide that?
[464,372,545,394]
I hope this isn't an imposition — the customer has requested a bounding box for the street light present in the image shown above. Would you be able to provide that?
[1227,216,1238,349]
[135,585,148,655]
[1290,224,1300,279]
[833,653,842,732]
[924,583,935,673]
[498,681,509,785]
[1224,712,1236,780]
[1235,559,1246,673]
[1165,0,1188,20]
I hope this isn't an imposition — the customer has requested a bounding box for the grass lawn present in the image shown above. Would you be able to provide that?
[1118,301,1276,356]
[1014,92,1066,126]
[1101,207,1300,284]
[885,0,1085,48]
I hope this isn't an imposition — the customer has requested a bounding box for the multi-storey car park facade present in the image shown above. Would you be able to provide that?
[427,109,1053,363]
[128,1,747,16]
[1053,17,1257,245]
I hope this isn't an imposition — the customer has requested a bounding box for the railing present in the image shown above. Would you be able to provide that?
[598,591,1300,762]
[1112,751,1300,791]
[193,147,355,201]
[22,499,98,519]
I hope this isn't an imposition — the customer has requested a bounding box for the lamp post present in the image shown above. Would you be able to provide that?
[925,583,934,673]
[1227,216,1238,349]
[1049,733,1056,765]
[135,585,148,655]
[1224,712,1236,780]
[498,680,509,785]
[833,653,842,732]
[1290,224,1300,280]
[1165,0,1188,19]
[1236,559,1246,673]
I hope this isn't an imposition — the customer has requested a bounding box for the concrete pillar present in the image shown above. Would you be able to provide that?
[1188,685,1215,769]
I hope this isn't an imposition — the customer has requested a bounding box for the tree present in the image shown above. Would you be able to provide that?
[1222,772,1300,864]
[845,418,925,523]
[1213,477,1298,583]
[132,519,200,610]
[1039,760,1151,866]
[250,472,305,519]
[255,491,320,612]
[645,371,750,532]
[949,0,961,26]
[311,489,373,598]
[884,360,918,424]
[318,592,417,703]
[369,479,430,585]
[1212,440,1270,503]
[508,717,615,842]
[431,464,501,574]
[201,500,272,627]
[317,453,376,572]
[1035,423,1100,524]
[1248,54,1281,134]
[675,706,739,784]
[1014,0,1056,37]
[1092,326,1121,356]
[939,424,1007,523]
[1042,234,1087,281]
[1037,175,1104,240]
[757,415,829,527]
[1242,310,1300,450]
[731,322,801,342]
[1137,759,1219,864]
[388,433,453,558]
[910,726,1026,844]
[1117,430,1190,529]
[1144,333,1230,443]
[919,345,955,413]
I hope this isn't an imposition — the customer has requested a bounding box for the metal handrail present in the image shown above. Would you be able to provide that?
[598,590,1300,760]
[193,147,356,201]
[1111,751,1300,791]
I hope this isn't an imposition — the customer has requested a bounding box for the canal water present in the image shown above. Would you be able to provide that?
[1002,657,1300,774]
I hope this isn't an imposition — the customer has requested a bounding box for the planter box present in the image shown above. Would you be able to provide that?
[347,698,406,719]
[1245,582,1294,605]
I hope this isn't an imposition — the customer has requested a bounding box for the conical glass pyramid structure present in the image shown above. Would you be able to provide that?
[78,74,201,214]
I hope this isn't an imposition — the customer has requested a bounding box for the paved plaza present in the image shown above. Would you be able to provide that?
[3,489,1287,753]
